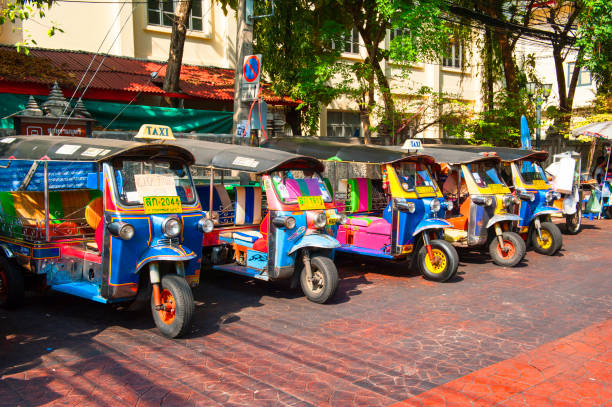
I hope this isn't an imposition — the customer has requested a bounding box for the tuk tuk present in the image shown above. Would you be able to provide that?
[171,139,342,304]
[492,148,563,254]
[265,138,459,282]
[423,146,526,267]
[0,132,204,338]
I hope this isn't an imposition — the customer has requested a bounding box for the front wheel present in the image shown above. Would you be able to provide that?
[565,205,582,235]
[0,257,24,309]
[532,221,562,255]
[300,255,338,304]
[417,239,459,282]
[488,231,526,267]
[151,274,194,338]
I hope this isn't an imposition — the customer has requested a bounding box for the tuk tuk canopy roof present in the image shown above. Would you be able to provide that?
[421,145,503,165]
[428,145,548,163]
[0,136,195,164]
[170,138,324,174]
[265,138,434,165]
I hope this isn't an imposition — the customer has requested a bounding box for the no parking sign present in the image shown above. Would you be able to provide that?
[240,54,262,101]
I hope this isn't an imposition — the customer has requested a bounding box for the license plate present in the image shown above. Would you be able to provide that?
[297,196,325,210]
[143,196,182,214]
[415,186,435,195]
[327,216,336,225]
[488,184,507,194]
[532,180,549,189]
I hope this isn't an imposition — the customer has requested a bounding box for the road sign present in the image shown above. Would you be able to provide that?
[242,54,261,85]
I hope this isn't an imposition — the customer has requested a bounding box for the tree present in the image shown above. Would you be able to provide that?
[576,0,612,94]
[163,0,193,107]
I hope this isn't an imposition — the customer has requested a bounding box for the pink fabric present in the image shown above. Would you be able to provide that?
[95,222,103,251]
[347,216,380,227]
[284,179,301,201]
[357,178,369,212]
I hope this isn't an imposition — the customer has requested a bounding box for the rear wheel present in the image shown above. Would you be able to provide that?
[532,221,562,255]
[300,255,338,304]
[151,274,194,338]
[417,239,459,282]
[488,231,526,267]
[0,257,24,309]
[565,205,582,235]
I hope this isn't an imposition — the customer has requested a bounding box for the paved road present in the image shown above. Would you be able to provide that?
[1,219,611,406]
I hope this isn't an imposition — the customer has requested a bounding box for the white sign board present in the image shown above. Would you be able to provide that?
[401,139,423,150]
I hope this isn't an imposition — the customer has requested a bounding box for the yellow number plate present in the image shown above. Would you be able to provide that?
[143,196,183,214]
[297,196,325,210]
[531,180,549,189]
[416,186,435,195]
[488,184,507,194]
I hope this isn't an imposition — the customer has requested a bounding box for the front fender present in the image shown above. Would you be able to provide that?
[288,233,340,255]
[486,214,521,229]
[412,218,452,236]
[530,206,561,221]
[135,245,197,272]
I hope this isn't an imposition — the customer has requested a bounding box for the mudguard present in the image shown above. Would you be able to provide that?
[412,218,451,236]
[135,245,197,272]
[529,206,561,222]
[486,214,521,229]
[288,233,340,255]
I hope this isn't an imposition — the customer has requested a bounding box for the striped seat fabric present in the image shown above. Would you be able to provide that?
[347,178,373,213]
[233,186,262,225]
[196,185,234,224]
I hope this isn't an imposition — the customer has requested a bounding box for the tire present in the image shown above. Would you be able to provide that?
[532,221,562,255]
[488,231,526,267]
[565,205,582,235]
[151,274,194,338]
[299,255,338,304]
[0,256,24,309]
[417,239,459,282]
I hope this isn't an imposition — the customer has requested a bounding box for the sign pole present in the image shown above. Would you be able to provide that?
[232,0,254,144]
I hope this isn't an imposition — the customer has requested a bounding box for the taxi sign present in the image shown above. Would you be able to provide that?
[297,196,325,210]
[143,196,182,214]
[401,139,423,151]
[135,124,175,141]
[415,186,435,195]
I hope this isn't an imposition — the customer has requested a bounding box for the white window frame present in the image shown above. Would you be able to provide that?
[332,28,360,55]
[567,62,592,87]
[326,111,361,138]
[146,0,212,37]
[442,42,463,68]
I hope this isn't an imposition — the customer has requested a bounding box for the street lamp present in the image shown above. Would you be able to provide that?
[526,81,552,150]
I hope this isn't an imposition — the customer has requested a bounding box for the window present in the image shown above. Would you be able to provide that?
[442,42,463,68]
[326,111,361,138]
[147,0,204,31]
[332,28,360,54]
[389,28,410,42]
[567,62,592,87]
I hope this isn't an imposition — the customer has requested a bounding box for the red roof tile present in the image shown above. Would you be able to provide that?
[0,46,297,105]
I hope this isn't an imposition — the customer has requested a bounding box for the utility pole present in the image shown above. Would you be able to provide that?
[232,0,253,144]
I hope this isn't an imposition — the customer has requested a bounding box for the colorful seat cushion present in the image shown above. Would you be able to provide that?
[347,178,373,212]
[234,186,262,225]
[233,230,262,244]
[346,216,381,227]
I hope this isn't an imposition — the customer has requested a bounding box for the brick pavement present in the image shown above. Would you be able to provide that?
[0,218,611,406]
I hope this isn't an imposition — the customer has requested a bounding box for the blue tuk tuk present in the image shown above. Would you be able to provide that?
[0,134,204,338]
[171,139,342,304]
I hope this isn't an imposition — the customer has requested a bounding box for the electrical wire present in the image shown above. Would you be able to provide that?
[52,2,126,133]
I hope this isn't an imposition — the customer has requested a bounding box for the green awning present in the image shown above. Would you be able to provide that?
[0,93,233,133]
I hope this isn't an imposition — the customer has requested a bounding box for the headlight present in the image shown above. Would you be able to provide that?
[502,194,513,207]
[445,200,454,211]
[285,216,296,229]
[108,221,135,240]
[513,195,521,205]
[397,201,416,213]
[314,212,327,229]
[517,189,535,202]
[545,190,553,203]
[162,217,181,238]
[430,198,441,213]
[198,218,214,233]
[472,195,493,206]
[337,214,348,225]
[553,192,561,200]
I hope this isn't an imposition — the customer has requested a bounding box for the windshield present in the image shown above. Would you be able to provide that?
[113,159,196,206]
[271,170,332,204]
[394,162,438,194]
[466,162,505,188]
[518,160,548,184]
